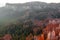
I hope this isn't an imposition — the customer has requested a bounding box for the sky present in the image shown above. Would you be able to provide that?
[0,0,60,7]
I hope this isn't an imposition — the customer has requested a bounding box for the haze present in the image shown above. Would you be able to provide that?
[0,0,60,7]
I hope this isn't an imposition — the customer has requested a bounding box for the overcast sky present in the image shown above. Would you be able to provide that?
[0,0,60,7]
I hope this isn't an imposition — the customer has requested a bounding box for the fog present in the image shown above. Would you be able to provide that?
[0,0,60,7]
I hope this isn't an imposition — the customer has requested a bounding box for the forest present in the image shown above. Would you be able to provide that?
[0,1,60,40]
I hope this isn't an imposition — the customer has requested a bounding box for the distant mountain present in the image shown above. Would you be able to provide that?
[0,1,60,24]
